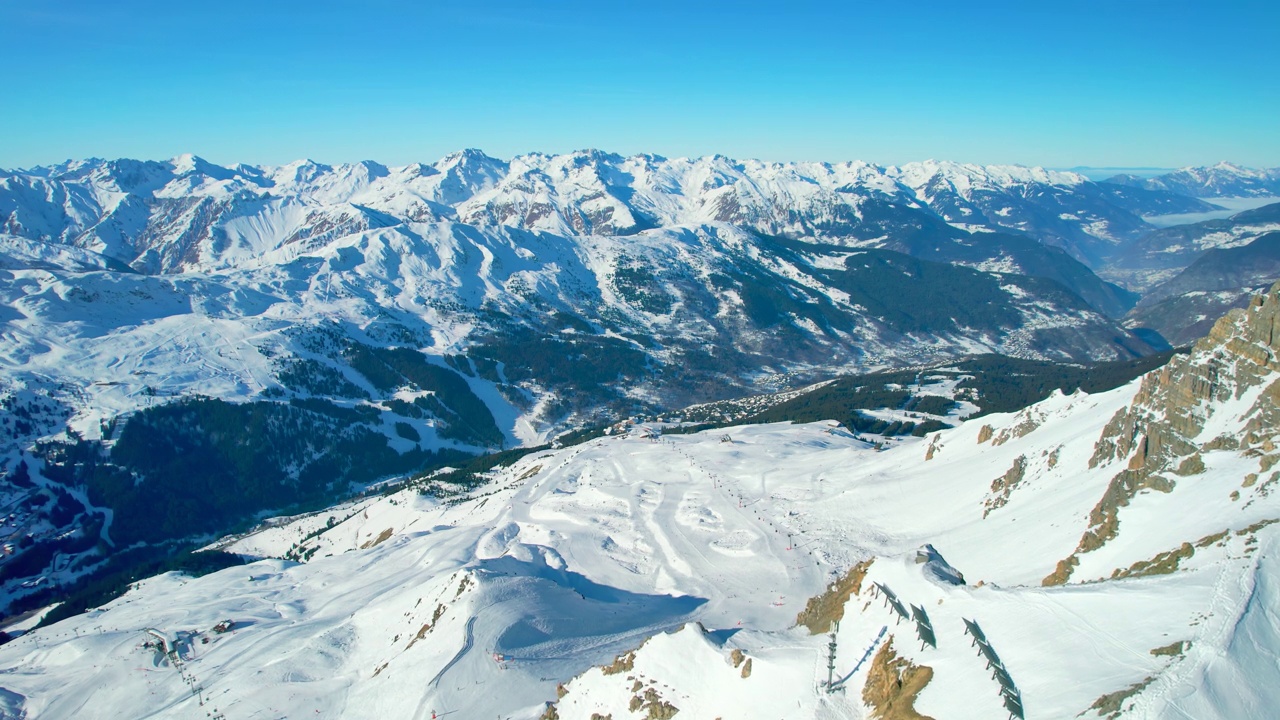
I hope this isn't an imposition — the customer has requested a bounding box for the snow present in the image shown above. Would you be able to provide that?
[1,362,1276,718]
[0,150,1167,452]
[3,151,1130,279]
[3,152,1279,717]
[892,160,1087,197]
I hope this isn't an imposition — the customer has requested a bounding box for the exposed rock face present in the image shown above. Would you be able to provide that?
[976,424,994,444]
[984,455,1028,518]
[1045,282,1280,585]
[990,407,1046,446]
[861,636,935,720]
[795,559,874,634]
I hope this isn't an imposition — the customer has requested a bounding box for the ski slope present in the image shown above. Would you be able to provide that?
[2,352,1276,719]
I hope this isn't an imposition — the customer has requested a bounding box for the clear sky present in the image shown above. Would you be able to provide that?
[1,0,1277,170]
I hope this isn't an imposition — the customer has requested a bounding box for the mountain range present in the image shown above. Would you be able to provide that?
[1,152,1227,268]
[6,150,1213,459]
[1106,162,1280,198]
[1,276,1276,719]
[3,152,1280,682]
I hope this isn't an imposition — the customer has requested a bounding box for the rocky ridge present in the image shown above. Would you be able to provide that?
[1045,281,1280,584]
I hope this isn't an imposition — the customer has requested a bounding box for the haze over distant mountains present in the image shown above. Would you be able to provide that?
[1064,166,1177,181]
[1106,162,1280,198]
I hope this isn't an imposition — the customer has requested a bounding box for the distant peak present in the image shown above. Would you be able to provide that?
[346,159,390,179]
[282,158,325,168]
[443,148,495,162]
[572,148,620,159]
[169,153,207,173]
[436,149,508,180]
[1211,161,1250,172]
[169,154,245,179]
[396,162,439,178]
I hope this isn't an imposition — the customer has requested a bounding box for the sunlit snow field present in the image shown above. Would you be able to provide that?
[2,372,1275,718]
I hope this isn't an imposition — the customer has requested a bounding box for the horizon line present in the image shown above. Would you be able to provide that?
[3,150,1271,176]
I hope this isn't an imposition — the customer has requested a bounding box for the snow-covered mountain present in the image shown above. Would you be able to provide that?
[0,150,1206,458]
[3,282,1277,719]
[0,218,1150,444]
[1106,162,1280,199]
[3,151,1214,271]
[3,146,1277,718]
[3,151,1187,621]
[8,149,1245,616]
[0,154,1181,457]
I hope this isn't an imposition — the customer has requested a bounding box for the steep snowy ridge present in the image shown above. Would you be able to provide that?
[1050,282,1280,585]
[1,286,1277,719]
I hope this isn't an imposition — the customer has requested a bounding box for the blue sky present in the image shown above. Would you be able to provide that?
[1,1,1277,169]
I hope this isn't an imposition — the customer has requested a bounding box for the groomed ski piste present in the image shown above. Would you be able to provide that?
[1,358,1278,718]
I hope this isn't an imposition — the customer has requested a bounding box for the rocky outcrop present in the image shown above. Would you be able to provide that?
[1045,282,1280,585]
[861,636,935,720]
[984,455,1027,518]
[990,407,1046,446]
[795,560,874,634]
